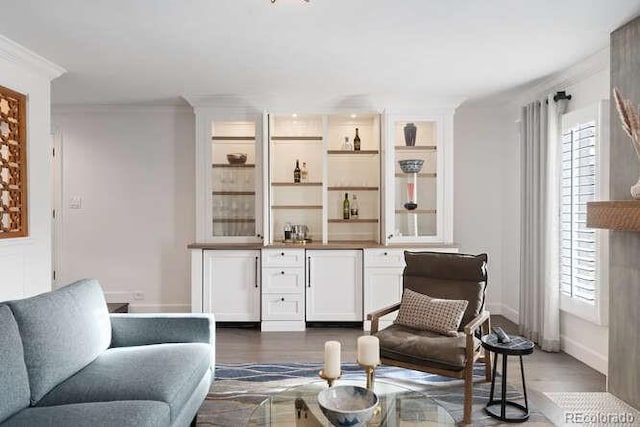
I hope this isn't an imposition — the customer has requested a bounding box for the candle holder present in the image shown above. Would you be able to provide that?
[318,370,342,387]
[358,362,378,390]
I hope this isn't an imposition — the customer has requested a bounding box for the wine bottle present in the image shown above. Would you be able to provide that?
[350,194,359,219]
[353,128,361,151]
[343,193,350,220]
[301,162,308,182]
[294,160,301,183]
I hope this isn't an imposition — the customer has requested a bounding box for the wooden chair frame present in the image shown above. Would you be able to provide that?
[368,305,492,426]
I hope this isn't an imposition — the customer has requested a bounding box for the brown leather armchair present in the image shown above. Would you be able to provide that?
[367,251,492,426]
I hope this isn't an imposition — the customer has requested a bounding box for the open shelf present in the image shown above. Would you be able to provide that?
[328,219,378,223]
[586,201,640,231]
[394,173,436,178]
[272,205,323,210]
[271,136,323,141]
[327,186,379,191]
[211,136,255,141]
[212,164,255,168]
[212,191,255,196]
[395,146,437,151]
[395,209,437,214]
[272,182,322,187]
[213,218,256,223]
[327,150,379,155]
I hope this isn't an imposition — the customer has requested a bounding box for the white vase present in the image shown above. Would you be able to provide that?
[631,176,640,200]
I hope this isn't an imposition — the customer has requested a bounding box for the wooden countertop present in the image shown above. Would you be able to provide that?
[187,242,459,250]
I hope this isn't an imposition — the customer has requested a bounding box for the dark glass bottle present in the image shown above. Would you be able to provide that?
[353,128,361,151]
[294,160,301,183]
[343,193,350,220]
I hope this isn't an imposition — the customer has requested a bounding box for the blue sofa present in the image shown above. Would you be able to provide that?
[0,279,215,427]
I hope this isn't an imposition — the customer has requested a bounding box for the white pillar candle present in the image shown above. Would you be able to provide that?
[324,341,341,378]
[357,336,380,366]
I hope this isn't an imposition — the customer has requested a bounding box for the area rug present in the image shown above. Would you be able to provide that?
[545,392,639,427]
[197,363,552,426]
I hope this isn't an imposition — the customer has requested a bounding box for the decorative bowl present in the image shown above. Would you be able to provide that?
[398,159,424,174]
[318,385,378,427]
[226,153,247,165]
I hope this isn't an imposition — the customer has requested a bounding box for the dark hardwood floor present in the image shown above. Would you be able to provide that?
[215,315,606,425]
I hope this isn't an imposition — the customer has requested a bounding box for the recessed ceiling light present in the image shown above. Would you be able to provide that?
[350,114,357,118]
[292,113,298,118]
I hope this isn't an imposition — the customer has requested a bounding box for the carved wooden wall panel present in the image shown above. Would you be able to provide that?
[0,85,27,238]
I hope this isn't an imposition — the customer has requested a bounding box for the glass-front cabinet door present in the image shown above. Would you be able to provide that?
[201,115,264,243]
[383,113,453,244]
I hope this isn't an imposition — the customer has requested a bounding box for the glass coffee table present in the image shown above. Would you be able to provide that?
[248,379,455,426]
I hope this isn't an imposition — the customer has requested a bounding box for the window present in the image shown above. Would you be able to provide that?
[559,101,609,324]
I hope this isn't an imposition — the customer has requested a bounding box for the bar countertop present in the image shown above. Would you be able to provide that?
[187,241,459,250]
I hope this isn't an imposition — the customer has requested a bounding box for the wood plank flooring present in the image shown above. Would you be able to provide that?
[215,315,606,425]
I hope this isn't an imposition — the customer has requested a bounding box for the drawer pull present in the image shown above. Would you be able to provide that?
[281,252,285,256]
[281,297,285,302]
[384,252,388,256]
[281,271,285,275]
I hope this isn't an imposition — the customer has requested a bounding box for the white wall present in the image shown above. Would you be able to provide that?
[52,107,195,312]
[0,36,64,301]
[454,105,520,319]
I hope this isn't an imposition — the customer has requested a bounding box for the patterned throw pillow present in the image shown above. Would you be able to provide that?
[394,289,469,337]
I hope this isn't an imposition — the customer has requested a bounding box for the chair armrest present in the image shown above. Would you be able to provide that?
[367,302,401,334]
[367,302,401,321]
[463,311,490,335]
[110,313,215,348]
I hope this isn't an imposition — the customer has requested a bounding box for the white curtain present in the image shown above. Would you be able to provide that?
[519,94,561,352]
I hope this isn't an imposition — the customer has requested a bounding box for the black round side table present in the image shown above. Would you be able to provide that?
[481,333,535,422]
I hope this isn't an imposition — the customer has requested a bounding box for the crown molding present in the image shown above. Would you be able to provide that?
[52,104,193,114]
[0,34,65,81]
[512,46,609,106]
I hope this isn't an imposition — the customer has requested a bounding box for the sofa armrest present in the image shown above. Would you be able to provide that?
[109,313,216,370]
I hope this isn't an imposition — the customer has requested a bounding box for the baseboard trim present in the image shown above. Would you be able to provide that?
[560,333,608,375]
[129,304,191,313]
[261,321,306,332]
[501,305,519,325]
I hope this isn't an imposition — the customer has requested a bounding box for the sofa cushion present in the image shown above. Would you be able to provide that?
[36,343,211,423]
[0,306,30,423]
[394,289,469,337]
[1,400,170,427]
[403,251,488,330]
[7,279,111,405]
[374,324,480,371]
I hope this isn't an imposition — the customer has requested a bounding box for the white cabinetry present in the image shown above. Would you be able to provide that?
[363,249,405,331]
[306,250,363,321]
[383,112,454,244]
[261,249,306,331]
[202,250,261,321]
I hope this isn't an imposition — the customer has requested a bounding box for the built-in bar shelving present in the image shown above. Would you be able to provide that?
[272,182,323,187]
[211,136,255,141]
[328,219,379,223]
[395,209,437,214]
[212,164,255,168]
[213,218,256,223]
[394,173,437,178]
[212,191,256,196]
[271,136,323,141]
[395,146,437,151]
[327,150,379,155]
[327,186,378,191]
[271,205,323,210]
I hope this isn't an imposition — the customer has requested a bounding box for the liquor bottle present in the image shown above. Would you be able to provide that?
[342,136,352,151]
[343,193,350,220]
[301,162,308,182]
[350,194,359,219]
[353,128,361,151]
[294,160,301,183]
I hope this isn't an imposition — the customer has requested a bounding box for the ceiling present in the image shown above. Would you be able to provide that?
[1,0,639,107]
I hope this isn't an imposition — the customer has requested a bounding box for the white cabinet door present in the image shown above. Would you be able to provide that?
[363,267,403,330]
[203,250,260,321]
[306,250,363,321]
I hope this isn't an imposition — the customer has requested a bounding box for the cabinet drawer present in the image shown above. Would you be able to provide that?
[262,294,304,321]
[262,249,305,267]
[262,267,305,294]
[364,249,405,268]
